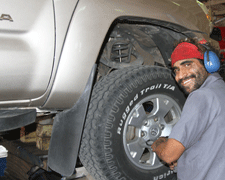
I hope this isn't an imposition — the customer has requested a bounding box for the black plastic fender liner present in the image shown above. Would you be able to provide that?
[47,64,97,177]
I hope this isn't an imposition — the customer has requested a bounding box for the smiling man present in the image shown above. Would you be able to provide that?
[151,38,225,180]
[174,58,209,95]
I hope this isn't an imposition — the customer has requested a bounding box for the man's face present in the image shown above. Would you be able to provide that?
[173,58,209,95]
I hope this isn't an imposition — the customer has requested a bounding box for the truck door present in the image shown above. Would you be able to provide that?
[0,0,54,102]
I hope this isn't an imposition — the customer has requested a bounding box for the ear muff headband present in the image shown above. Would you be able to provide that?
[201,44,220,73]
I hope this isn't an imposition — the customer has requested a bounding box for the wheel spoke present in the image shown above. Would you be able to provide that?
[127,139,145,163]
[147,150,162,167]
[161,117,179,136]
[152,153,162,166]
[161,123,173,137]
[148,98,159,115]
[128,105,147,128]
[151,98,174,117]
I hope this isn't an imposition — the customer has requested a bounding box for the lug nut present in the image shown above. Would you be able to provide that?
[160,124,165,130]
[146,140,153,146]
[141,131,147,137]
[144,120,148,126]
[154,118,158,122]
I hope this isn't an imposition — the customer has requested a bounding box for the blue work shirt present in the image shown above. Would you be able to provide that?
[169,73,225,180]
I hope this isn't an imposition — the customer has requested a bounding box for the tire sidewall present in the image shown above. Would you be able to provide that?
[106,69,185,180]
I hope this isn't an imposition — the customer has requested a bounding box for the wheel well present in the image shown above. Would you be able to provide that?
[96,19,193,80]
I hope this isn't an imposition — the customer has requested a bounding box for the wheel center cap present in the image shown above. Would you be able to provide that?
[150,127,160,136]
[149,124,161,141]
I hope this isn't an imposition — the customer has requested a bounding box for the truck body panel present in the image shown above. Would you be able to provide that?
[0,0,54,103]
[39,0,211,109]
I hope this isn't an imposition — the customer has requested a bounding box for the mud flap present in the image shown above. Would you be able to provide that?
[47,64,96,177]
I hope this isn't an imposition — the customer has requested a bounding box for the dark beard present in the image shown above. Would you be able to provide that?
[177,70,207,95]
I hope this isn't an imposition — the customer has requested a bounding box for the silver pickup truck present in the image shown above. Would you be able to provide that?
[0,0,221,179]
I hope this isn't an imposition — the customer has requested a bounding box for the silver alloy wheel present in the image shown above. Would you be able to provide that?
[123,94,182,170]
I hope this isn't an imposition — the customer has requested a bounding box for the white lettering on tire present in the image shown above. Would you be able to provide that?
[117,83,175,134]
[153,170,174,180]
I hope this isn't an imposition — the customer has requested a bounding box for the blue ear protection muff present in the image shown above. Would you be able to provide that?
[201,44,220,73]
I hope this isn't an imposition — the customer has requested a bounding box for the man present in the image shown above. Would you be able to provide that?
[151,38,225,180]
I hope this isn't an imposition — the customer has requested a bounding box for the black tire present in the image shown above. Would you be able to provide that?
[79,66,186,180]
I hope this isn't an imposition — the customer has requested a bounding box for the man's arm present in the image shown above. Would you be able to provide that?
[151,137,185,164]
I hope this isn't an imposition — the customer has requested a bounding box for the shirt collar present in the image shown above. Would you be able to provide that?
[200,72,222,89]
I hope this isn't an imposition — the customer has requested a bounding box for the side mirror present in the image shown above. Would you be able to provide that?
[210,27,222,41]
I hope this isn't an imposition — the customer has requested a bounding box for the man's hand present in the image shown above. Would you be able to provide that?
[151,137,168,152]
[151,137,185,164]
[169,161,177,170]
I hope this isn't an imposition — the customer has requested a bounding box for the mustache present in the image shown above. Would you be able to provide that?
[178,74,196,85]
